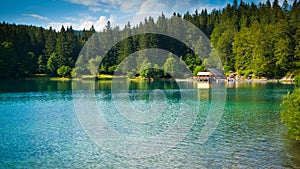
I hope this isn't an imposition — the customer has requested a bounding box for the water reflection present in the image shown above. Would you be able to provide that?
[225,81,269,88]
[0,79,71,92]
[0,79,299,168]
[282,139,300,167]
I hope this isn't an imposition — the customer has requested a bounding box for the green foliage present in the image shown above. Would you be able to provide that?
[71,67,86,77]
[193,65,205,76]
[232,20,296,78]
[164,57,175,77]
[20,52,38,76]
[152,64,164,79]
[57,65,71,77]
[0,0,300,78]
[127,72,135,79]
[74,55,88,75]
[295,75,300,88]
[108,65,118,74]
[244,70,252,78]
[237,70,244,76]
[0,41,16,78]
[37,55,47,73]
[281,87,300,141]
[139,59,152,79]
[47,52,59,74]
[0,23,87,78]
[87,55,101,76]
[223,66,231,74]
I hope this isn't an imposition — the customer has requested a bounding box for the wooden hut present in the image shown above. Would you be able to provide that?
[196,72,211,81]
[196,68,226,81]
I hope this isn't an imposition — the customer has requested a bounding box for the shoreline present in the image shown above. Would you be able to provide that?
[235,79,294,83]
[2,74,295,84]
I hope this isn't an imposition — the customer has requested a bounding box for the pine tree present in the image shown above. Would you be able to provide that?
[55,26,68,67]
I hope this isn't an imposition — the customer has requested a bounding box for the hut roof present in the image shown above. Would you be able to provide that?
[197,72,211,76]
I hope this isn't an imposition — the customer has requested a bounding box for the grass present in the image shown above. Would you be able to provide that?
[27,74,174,82]
[33,74,48,77]
[49,77,72,81]
[129,76,147,82]
[98,74,114,80]
[79,74,126,80]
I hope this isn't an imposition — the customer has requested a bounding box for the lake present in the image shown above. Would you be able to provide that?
[0,79,299,168]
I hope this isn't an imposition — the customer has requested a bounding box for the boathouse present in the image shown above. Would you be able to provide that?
[196,72,211,81]
[196,68,226,81]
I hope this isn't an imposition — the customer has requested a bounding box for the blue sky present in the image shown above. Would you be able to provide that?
[0,0,292,31]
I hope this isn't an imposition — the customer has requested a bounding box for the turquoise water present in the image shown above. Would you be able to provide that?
[0,79,299,168]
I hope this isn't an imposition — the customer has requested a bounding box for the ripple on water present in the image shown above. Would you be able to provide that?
[0,82,299,168]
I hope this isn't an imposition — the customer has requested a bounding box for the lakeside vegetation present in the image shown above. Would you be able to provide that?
[281,76,300,141]
[0,0,299,80]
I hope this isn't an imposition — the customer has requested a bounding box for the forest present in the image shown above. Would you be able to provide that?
[0,0,299,79]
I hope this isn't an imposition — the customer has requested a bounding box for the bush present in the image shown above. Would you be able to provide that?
[281,86,300,141]
[223,66,231,74]
[57,65,71,77]
[244,70,252,78]
[108,65,118,74]
[295,75,300,88]
[193,65,205,76]
[127,72,135,79]
[237,70,244,76]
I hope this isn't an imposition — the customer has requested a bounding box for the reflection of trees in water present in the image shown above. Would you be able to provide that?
[0,79,73,92]
[128,81,180,101]
[281,133,300,168]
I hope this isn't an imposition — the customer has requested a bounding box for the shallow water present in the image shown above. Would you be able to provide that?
[0,79,299,168]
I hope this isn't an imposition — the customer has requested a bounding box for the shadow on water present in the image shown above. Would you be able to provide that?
[0,79,72,93]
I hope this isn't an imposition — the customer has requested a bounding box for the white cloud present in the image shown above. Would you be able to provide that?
[67,0,291,16]
[66,0,143,13]
[119,0,142,13]
[137,0,196,14]
[128,0,236,26]
[52,0,289,32]
[88,6,103,12]
[65,0,231,17]
[135,0,224,15]
[63,17,78,22]
[129,0,193,26]
[47,21,73,31]
[23,14,49,20]
[67,0,100,7]
[95,16,110,29]
[48,15,114,31]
